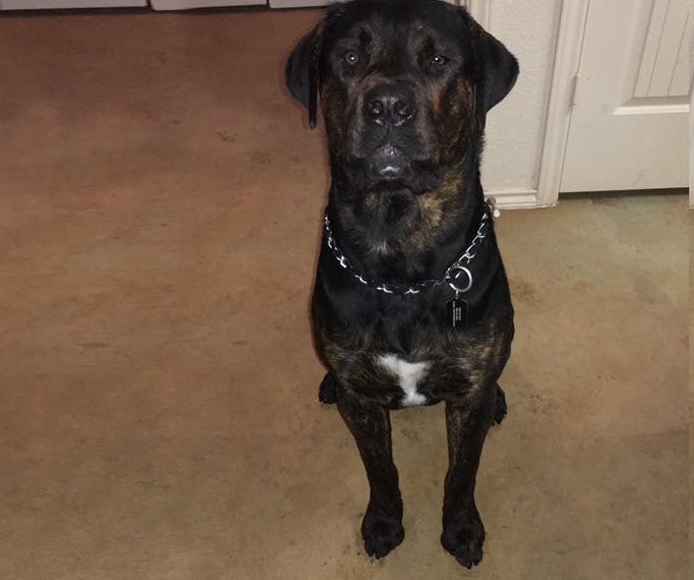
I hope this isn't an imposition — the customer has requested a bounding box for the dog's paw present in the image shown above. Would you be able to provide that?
[441,513,485,569]
[361,508,404,559]
[493,383,507,425]
[318,373,337,404]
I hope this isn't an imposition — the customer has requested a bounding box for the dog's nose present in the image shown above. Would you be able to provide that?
[364,85,416,127]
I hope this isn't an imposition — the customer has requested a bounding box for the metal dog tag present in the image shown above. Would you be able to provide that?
[447,297,468,329]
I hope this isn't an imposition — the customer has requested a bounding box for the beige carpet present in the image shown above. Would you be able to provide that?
[0,8,688,580]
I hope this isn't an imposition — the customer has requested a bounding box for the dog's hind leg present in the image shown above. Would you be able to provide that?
[337,393,404,559]
[318,373,337,404]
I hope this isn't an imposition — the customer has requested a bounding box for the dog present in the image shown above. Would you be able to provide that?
[286,0,518,568]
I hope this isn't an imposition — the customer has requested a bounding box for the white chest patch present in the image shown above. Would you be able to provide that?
[377,354,431,406]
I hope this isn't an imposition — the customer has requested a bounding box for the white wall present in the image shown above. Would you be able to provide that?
[466,0,563,207]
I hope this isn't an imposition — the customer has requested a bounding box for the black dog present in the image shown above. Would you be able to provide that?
[286,0,518,568]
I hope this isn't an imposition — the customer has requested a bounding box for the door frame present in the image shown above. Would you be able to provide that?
[532,0,589,207]
[690,85,693,208]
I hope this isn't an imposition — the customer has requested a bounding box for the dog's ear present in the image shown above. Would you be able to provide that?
[461,9,519,115]
[285,24,324,129]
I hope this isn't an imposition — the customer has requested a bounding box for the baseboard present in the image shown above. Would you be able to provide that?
[486,188,553,210]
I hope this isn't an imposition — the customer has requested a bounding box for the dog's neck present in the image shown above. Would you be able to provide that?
[325,167,488,287]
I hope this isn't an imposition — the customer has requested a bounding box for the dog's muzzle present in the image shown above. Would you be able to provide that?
[362,83,419,181]
[363,83,417,128]
[368,144,412,180]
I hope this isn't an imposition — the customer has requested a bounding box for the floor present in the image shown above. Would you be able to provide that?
[0,8,689,580]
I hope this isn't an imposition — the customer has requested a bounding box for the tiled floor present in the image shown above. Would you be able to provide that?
[0,8,688,579]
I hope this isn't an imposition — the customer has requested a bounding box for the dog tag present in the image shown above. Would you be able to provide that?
[447,297,468,329]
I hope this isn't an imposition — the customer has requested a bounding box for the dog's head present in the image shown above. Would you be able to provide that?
[286,0,518,196]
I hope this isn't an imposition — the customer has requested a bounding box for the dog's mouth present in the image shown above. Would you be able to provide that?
[356,142,444,195]
[368,144,413,181]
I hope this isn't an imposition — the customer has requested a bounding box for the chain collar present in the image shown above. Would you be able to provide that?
[324,203,494,296]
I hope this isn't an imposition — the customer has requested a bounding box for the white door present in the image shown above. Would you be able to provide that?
[560,0,690,193]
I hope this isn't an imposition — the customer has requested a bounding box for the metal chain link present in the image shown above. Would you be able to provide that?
[324,207,491,296]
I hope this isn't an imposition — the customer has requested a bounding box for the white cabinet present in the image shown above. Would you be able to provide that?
[268,0,328,7]
[0,0,270,7]
[268,0,323,8]
[150,0,264,9]
[0,0,145,7]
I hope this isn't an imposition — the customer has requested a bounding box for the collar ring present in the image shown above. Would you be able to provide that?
[446,266,473,294]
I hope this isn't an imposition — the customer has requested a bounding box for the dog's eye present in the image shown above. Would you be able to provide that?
[342,49,360,67]
[430,55,448,67]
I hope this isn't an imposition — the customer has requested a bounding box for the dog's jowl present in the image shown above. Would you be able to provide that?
[286,0,518,569]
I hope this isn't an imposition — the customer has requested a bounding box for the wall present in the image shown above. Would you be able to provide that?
[466,0,563,207]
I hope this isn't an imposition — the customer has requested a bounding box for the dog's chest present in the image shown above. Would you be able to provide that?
[377,354,431,407]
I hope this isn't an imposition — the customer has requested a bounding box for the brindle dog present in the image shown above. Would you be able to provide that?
[286,0,518,569]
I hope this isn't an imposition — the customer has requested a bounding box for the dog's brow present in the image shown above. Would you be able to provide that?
[334,24,373,48]
[358,27,372,47]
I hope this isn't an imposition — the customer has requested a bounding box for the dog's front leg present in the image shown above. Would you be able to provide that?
[337,392,404,559]
[441,394,495,568]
